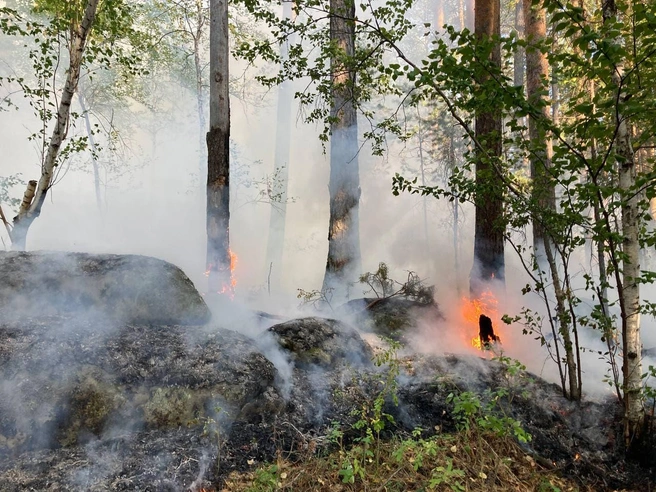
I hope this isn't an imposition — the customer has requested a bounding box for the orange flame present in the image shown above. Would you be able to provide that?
[460,290,500,350]
[204,249,238,297]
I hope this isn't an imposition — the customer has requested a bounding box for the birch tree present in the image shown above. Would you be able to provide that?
[524,0,580,400]
[206,0,232,294]
[9,0,100,250]
[601,0,644,447]
[0,0,149,249]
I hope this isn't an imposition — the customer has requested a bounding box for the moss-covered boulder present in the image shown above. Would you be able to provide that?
[268,317,373,368]
[0,251,210,325]
[341,297,444,343]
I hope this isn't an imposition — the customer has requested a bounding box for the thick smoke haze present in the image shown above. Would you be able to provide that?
[1,0,655,402]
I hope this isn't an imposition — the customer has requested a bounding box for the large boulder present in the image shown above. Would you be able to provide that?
[0,316,283,455]
[0,251,210,325]
[267,317,373,368]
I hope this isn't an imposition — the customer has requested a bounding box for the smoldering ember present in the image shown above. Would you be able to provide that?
[2,0,656,491]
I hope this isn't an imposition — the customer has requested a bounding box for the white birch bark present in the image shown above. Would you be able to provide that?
[11,0,100,250]
[602,0,644,444]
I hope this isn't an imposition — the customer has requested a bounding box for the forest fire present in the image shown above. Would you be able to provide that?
[204,250,238,296]
[460,290,502,350]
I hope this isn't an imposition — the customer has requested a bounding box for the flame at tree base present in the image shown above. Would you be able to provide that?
[204,249,238,298]
[460,290,502,351]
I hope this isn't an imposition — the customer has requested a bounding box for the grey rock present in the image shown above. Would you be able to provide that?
[0,251,210,325]
[267,316,373,368]
[340,297,444,343]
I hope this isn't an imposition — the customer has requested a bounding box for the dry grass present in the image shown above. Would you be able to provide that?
[220,428,594,492]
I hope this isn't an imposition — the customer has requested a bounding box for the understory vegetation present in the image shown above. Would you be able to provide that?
[222,346,590,492]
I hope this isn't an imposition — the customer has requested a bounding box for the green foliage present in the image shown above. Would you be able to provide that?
[0,174,23,210]
[447,384,532,445]
[296,287,334,311]
[0,1,155,220]
[447,355,532,443]
[319,339,401,485]
[248,464,280,491]
[428,458,466,491]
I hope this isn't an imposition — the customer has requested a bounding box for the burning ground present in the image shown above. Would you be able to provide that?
[0,252,653,491]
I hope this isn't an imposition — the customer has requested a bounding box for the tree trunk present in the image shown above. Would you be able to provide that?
[524,0,551,255]
[471,0,504,295]
[416,110,430,260]
[322,0,361,302]
[78,88,102,213]
[465,0,474,31]
[513,0,525,89]
[11,0,100,250]
[194,0,208,183]
[525,0,581,400]
[207,0,231,294]
[601,0,644,448]
[458,0,465,30]
[435,0,445,31]
[265,1,296,293]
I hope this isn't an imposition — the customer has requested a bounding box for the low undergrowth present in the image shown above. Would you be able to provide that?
[221,428,590,491]
[220,345,598,492]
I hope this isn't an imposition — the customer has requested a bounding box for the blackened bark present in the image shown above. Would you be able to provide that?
[322,0,361,300]
[471,0,504,295]
[206,126,230,292]
[207,0,231,293]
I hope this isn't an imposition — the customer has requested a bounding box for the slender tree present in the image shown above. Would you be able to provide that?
[471,0,504,294]
[11,0,100,250]
[465,0,475,31]
[322,0,361,301]
[77,86,102,213]
[265,0,296,293]
[206,0,231,293]
[524,0,580,400]
[601,0,644,447]
[513,0,525,88]
[191,0,210,181]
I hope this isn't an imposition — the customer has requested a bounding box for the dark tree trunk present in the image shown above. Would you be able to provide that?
[207,0,231,294]
[471,0,504,295]
[322,0,361,301]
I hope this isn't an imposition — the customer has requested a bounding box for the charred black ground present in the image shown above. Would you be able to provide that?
[0,314,653,491]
